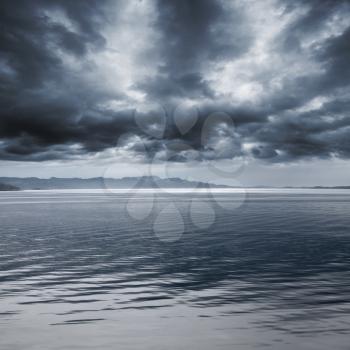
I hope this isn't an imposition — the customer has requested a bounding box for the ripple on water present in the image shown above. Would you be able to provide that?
[0,190,350,349]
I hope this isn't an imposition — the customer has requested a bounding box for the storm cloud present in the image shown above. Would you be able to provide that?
[0,0,350,164]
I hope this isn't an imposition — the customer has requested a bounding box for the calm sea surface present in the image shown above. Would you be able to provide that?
[1,189,350,349]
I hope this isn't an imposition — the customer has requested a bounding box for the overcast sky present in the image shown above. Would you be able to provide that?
[0,0,350,186]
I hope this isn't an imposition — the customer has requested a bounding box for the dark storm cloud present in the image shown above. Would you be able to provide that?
[0,0,350,163]
[241,0,350,162]
[0,99,138,160]
[0,0,106,86]
[249,95,350,162]
[136,0,253,100]
[316,26,350,92]
[268,0,350,106]
[0,0,129,160]
[280,0,349,34]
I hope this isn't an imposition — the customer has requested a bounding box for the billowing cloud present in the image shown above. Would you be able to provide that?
[0,0,350,164]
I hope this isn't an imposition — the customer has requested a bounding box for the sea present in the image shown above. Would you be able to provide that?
[0,189,350,350]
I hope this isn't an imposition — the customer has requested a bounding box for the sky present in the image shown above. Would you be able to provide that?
[0,0,350,186]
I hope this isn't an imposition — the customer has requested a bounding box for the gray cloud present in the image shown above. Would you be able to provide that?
[136,0,253,101]
[0,0,350,164]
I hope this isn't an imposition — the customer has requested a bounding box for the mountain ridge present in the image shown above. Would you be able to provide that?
[0,176,230,190]
[1,177,350,190]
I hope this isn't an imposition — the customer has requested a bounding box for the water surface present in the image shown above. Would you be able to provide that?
[1,190,350,349]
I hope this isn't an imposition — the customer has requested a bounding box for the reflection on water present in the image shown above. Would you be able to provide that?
[1,190,350,349]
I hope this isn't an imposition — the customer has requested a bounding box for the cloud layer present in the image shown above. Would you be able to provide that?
[0,0,350,163]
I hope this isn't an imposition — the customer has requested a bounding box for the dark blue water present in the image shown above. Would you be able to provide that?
[1,190,350,349]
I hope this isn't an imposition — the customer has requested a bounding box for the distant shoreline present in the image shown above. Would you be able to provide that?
[1,177,350,191]
[2,187,350,192]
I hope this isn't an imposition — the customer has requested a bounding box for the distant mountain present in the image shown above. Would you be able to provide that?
[0,176,230,190]
[310,186,350,189]
[1,177,349,190]
[0,182,20,191]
